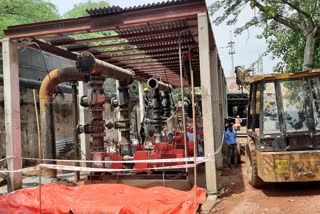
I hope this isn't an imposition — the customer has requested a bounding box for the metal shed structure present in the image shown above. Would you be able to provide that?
[2,0,226,194]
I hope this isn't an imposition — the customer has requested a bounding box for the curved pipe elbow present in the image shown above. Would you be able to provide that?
[39,67,83,101]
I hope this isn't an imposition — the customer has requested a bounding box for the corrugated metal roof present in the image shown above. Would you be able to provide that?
[48,36,75,46]
[3,0,207,86]
[86,0,200,16]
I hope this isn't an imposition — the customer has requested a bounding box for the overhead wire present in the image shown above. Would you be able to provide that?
[29,42,56,101]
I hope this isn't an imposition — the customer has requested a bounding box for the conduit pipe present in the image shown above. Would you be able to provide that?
[39,67,83,177]
[0,74,72,92]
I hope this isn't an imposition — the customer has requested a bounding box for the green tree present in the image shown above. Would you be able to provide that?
[210,0,320,72]
[64,1,112,43]
[64,1,129,51]
[64,0,109,18]
[0,0,60,38]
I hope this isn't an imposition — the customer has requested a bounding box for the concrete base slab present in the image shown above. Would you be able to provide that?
[198,195,217,214]
[85,178,190,190]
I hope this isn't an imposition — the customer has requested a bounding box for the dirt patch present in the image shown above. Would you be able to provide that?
[211,156,320,214]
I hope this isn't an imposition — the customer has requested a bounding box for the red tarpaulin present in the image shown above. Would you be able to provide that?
[0,183,206,214]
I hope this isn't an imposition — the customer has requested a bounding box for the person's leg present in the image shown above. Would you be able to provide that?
[168,133,173,144]
[232,144,238,166]
[141,137,145,148]
[227,145,232,168]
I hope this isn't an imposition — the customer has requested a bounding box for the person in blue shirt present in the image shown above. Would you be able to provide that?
[224,123,238,168]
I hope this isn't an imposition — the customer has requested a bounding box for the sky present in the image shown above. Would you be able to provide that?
[49,0,277,77]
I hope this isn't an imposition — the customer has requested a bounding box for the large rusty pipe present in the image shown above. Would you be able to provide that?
[77,52,170,85]
[147,77,172,92]
[39,67,83,177]
[77,52,136,84]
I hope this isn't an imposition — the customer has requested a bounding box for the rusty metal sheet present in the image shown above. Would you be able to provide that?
[257,150,320,182]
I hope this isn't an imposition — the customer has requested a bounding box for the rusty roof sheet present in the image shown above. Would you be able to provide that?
[86,0,200,16]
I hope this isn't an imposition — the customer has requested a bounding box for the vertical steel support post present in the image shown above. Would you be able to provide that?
[178,33,188,162]
[138,81,145,125]
[78,82,90,166]
[198,13,217,194]
[211,53,223,170]
[2,38,22,191]
[72,82,80,181]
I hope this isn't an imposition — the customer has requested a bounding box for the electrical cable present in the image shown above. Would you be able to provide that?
[30,42,56,101]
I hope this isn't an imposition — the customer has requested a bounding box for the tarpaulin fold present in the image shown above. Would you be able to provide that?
[0,183,206,214]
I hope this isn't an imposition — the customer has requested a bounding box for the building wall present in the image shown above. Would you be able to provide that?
[0,47,75,165]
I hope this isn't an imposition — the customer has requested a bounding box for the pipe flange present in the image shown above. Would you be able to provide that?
[89,80,105,86]
[92,133,106,137]
[89,106,105,112]
[76,52,96,82]
[91,147,105,152]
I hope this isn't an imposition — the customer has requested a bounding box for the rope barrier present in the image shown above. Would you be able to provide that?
[227,116,247,120]
[0,156,14,163]
[1,134,226,174]
[2,135,226,174]
[0,156,212,174]
[22,155,208,164]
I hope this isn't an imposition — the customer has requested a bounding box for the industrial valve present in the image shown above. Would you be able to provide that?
[105,121,128,129]
[76,124,105,134]
[110,97,118,108]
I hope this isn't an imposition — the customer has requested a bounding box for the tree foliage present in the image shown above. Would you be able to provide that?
[0,0,60,38]
[210,0,320,72]
[63,1,112,42]
[63,0,109,18]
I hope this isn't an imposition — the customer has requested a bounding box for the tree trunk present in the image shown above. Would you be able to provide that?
[303,28,318,70]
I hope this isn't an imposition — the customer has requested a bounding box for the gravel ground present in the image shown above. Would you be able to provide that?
[211,157,320,214]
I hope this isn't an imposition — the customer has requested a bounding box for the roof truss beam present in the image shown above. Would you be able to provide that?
[4,2,205,39]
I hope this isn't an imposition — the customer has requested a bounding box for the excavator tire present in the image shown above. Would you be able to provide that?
[245,137,264,188]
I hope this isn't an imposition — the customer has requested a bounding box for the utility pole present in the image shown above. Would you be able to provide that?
[258,54,263,74]
[228,31,235,77]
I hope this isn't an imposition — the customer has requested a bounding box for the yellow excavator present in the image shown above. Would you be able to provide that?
[235,66,320,187]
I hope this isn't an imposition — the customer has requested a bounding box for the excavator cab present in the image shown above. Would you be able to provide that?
[237,68,320,187]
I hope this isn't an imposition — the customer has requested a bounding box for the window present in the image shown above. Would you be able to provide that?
[247,84,254,129]
[280,79,308,132]
[254,83,261,129]
[310,77,320,130]
[262,82,280,134]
